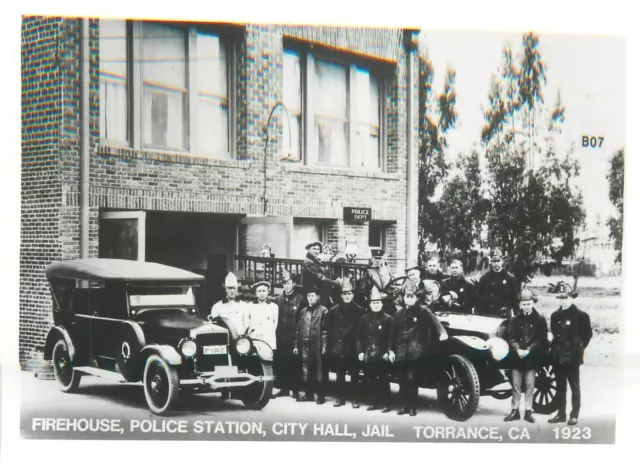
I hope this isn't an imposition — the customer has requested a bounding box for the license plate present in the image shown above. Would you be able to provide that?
[203,345,227,355]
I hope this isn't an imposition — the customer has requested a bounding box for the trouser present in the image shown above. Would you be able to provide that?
[303,358,325,397]
[333,357,360,402]
[364,361,390,406]
[554,363,581,418]
[397,361,421,410]
[511,367,536,410]
[274,348,301,392]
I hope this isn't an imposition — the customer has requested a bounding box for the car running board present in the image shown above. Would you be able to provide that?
[75,366,128,383]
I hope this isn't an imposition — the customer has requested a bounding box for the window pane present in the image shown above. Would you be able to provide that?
[141,23,187,150]
[314,59,348,166]
[195,32,229,158]
[283,51,301,160]
[293,222,322,259]
[356,68,381,170]
[99,19,127,142]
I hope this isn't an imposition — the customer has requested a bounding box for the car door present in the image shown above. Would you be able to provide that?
[90,283,127,371]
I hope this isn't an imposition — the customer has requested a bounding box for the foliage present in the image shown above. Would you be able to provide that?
[606,148,624,262]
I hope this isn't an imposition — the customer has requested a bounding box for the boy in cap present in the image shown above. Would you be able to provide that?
[273,270,304,398]
[504,288,549,423]
[209,272,249,338]
[390,282,448,416]
[357,287,393,412]
[476,248,519,318]
[548,282,592,426]
[246,281,278,350]
[326,278,365,408]
[294,285,329,404]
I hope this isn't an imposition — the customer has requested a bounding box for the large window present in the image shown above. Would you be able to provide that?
[99,20,233,158]
[284,47,385,170]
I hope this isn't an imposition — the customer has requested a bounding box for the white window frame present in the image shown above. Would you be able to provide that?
[368,221,388,251]
[99,211,146,261]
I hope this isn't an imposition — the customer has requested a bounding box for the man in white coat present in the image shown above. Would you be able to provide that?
[209,272,249,338]
[247,281,278,350]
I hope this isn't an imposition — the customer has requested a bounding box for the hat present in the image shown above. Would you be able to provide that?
[338,278,354,293]
[553,281,577,299]
[519,288,537,302]
[405,264,422,274]
[224,272,239,288]
[305,284,320,295]
[370,287,383,302]
[423,279,441,301]
[370,247,385,258]
[306,241,323,252]
[489,248,503,260]
[251,281,271,292]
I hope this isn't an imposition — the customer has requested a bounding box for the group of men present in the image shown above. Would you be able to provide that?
[208,242,593,424]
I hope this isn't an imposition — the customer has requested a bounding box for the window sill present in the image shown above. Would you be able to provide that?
[279,164,400,180]
[96,145,252,169]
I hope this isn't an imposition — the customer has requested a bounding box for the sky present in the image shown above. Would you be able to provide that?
[421,30,625,234]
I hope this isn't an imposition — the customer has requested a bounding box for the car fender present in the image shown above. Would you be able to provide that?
[44,326,75,362]
[139,344,182,366]
[451,335,490,352]
[252,339,274,362]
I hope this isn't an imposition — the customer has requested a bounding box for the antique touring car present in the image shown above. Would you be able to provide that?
[43,259,274,414]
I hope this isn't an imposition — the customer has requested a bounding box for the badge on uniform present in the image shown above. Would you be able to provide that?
[566,320,571,326]
[378,325,382,329]
[503,280,507,284]
[460,288,464,292]
[413,317,417,322]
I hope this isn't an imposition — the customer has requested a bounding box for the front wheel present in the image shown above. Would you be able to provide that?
[533,364,559,414]
[52,339,82,393]
[437,354,480,421]
[240,358,273,410]
[143,355,179,415]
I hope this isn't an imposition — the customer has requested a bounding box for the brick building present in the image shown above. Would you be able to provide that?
[20,17,420,366]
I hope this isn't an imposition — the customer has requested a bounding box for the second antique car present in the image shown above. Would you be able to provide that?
[43,258,274,414]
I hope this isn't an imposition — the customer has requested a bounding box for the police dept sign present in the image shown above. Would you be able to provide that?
[344,207,372,222]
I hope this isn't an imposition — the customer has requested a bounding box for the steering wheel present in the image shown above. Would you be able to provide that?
[382,275,409,299]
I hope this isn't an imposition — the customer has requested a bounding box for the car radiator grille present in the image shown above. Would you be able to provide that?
[195,333,229,373]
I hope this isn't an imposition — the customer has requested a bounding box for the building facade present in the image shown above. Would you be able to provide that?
[20,17,420,366]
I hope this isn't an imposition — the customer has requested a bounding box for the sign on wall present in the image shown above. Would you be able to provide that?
[343,207,372,222]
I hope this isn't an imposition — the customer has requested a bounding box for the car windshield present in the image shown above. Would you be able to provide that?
[127,285,196,308]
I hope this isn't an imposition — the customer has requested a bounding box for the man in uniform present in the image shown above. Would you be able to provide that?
[548,282,592,426]
[504,288,549,423]
[476,248,519,318]
[209,272,249,338]
[424,256,449,286]
[326,279,365,408]
[294,285,329,404]
[302,241,338,308]
[389,282,448,416]
[441,259,478,314]
[366,248,396,315]
[404,264,427,305]
[357,287,393,412]
[246,281,278,351]
[273,270,304,399]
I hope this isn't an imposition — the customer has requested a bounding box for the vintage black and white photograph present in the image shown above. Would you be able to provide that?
[9,3,630,450]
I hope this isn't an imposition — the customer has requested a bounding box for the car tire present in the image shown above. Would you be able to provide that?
[52,339,82,393]
[533,364,560,414]
[437,354,480,421]
[240,359,273,410]
[143,354,179,415]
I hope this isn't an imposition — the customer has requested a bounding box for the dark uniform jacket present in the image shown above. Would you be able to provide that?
[357,311,393,363]
[274,290,304,352]
[477,268,519,317]
[425,270,449,285]
[295,302,328,381]
[507,308,549,370]
[302,253,334,306]
[441,275,477,314]
[391,304,447,362]
[549,304,592,366]
[326,301,365,358]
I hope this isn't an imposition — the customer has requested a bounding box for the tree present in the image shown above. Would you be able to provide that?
[481,33,585,287]
[417,50,458,263]
[606,148,624,262]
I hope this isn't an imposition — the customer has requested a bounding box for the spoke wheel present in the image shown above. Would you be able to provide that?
[437,354,480,421]
[240,358,273,410]
[52,339,82,393]
[532,364,559,414]
[143,355,179,415]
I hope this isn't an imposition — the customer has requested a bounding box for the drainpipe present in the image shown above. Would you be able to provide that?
[405,30,419,268]
[80,18,90,259]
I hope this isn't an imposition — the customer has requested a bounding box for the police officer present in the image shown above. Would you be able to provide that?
[357,287,393,412]
[548,282,592,426]
[273,270,304,399]
[302,241,338,308]
[504,288,549,423]
[247,281,278,350]
[404,264,427,305]
[476,248,519,318]
[326,279,365,408]
[441,259,477,314]
[424,256,449,286]
[389,282,448,416]
[209,272,249,338]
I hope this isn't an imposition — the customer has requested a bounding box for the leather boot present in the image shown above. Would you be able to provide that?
[548,413,566,423]
[524,410,535,423]
[504,410,520,421]
[333,399,345,407]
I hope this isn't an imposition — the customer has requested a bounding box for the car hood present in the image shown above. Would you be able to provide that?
[134,308,226,344]
[436,312,502,339]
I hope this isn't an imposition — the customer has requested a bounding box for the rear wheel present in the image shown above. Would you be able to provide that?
[240,358,273,410]
[533,364,559,414]
[52,339,82,393]
[437,354,480,421]
[143,355,179,415]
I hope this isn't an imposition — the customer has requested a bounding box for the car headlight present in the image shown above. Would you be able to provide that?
[487,337,509,361]
[235,337,252,356]
[180,339,197,358]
